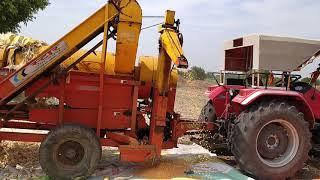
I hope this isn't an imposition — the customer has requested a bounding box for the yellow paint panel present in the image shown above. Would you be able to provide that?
[139,56,178,87]
[119,0,142,23]
[165,10,175,25]
[62,51,115,75]
[160,29,185,67]
[114,0,142,74]
[139,56,157,83]
[170,68,178,86]
[114,22,141,74]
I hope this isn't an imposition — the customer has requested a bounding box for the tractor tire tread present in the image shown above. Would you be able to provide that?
[231,101,311,179]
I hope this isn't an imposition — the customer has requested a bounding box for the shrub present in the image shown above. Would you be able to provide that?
[188,66,206,80]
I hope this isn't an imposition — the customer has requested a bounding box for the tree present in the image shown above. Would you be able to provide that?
[189,66,206,80]
[301,77,311,83]
[0,0,50,33]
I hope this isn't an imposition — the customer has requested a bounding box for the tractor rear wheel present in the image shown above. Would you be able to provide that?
[39,125,101,179]
[231,101,311,179]
[311,123,320,156]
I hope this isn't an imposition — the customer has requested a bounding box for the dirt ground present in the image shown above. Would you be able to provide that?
[174,78,212,119]
[0,78,318,179]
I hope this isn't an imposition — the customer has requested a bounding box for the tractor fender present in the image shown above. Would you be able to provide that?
[205,86,227,100]
[205,85,244,100]
[232,89,315,127]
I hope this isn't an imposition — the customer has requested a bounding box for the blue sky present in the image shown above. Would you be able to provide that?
[20,0,320,75]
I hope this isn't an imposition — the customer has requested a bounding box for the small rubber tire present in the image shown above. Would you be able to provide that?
[231,101,311,179]
[198,102,233,155]
[199,101,216,122]
[39,125,101,180]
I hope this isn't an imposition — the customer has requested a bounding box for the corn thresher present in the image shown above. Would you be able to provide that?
[0,0,213,179]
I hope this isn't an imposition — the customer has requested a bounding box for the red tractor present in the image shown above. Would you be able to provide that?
[199,35,320,179]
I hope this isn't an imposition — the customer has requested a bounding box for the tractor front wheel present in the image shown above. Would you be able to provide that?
[39,125,102,179]
[198,101,233,155]
[231,101,311,179]
[199,101,216,122]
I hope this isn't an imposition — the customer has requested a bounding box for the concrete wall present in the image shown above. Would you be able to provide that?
[223,34,320,72]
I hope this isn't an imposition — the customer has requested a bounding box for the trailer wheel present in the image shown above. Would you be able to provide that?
[199,101,216,122]
[39,125,101,179]
[231,101,311,179]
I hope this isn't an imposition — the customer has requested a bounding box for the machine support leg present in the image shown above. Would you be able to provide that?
[97,6,109,137]
[58,76,66,124]
[130,85,139,133]
[149,91,168,156]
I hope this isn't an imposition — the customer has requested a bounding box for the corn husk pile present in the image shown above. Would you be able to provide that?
[0,141,44,179]
[0,141,39,168]
[0,33,47,70]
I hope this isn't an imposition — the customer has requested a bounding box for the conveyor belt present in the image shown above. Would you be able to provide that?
[0,4,119,105]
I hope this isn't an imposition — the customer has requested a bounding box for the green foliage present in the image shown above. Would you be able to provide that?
[299,77,319,85]
[189,66,206,80]
[0,0,50,33]
[179,66,207,80]
[301,77,311,83]
[206,72,218,79]
[178,70,189,79]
